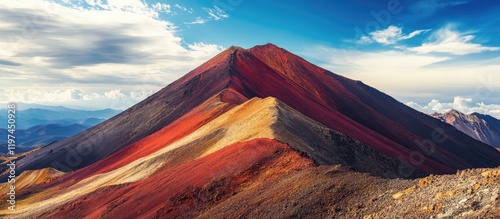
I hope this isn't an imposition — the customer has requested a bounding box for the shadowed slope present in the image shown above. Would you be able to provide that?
[231,44,500,173]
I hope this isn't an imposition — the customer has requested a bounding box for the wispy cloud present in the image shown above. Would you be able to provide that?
[408,24,500,55]
[203,6,229,21]
[186,17,207,25]
[358,25,430,45]
[174,4,192,13]
[151,2,171,14]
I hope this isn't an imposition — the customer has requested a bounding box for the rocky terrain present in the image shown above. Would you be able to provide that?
[196,165,500,219]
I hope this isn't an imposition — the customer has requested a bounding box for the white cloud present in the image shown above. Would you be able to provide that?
[151,2,171,14]
[186,17,207,25]
[130,90,154,100]
[0,0,225,109]
[407,96,500,119]
[174,4,191,13]
[357,36,372,44]
[408,24,500,55]
[0,88,155,110]
[358,25,429,45]
[203,6,229,21]
[104,89,127,100]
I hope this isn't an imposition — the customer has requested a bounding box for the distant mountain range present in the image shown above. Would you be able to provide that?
[0,106,121,154]
[0,107,121,129]
[0,124,88,154]
[431,109,500,148]
[2,44,500,218]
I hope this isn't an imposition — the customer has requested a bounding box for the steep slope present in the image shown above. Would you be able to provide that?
[231,44,500,172]
[10,43,500,182]
[431,110,500,148]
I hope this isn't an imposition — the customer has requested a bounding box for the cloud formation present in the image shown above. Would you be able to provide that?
[152,3,171,14]
[203,6,229,21]
[358,25,429,45]
[186,17,207,25]
[0,0,225,109]
[408,24,500,55]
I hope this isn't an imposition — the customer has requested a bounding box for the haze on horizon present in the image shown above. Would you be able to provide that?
[0,0,499,118]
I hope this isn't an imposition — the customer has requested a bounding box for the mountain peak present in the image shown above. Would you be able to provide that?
[250,43,282,50]
[447,109,463,115]
[227,45,246,52]
[222,43,283,55]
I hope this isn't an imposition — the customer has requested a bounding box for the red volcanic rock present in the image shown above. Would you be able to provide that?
[40,139,314,219]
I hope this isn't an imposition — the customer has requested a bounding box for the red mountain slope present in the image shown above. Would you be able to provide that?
[42,139,314,219]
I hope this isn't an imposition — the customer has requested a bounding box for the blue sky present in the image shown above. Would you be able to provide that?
[0,0,499,117]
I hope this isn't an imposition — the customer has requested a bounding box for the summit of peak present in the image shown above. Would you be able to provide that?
[446,109,464,115]
[227,45,246,52]
[248,43,289,55]
[250,43,281,50]
[223,43,285,55]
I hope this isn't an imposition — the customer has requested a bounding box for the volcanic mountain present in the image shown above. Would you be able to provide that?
[9,43,500,179]
[431,109,500,148]
[2,44,500,218]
